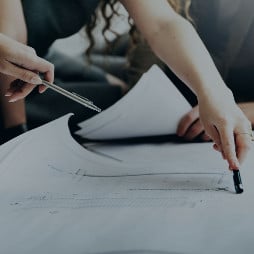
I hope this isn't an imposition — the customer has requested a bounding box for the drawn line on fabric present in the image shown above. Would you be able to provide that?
[48,164,228,179]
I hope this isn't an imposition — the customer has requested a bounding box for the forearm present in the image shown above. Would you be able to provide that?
[0,1,27,128]
[146,17,227,97]
[0,0,27,42]
[121,0,229,98]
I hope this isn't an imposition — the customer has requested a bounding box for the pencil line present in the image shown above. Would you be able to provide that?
[81,172,226,178]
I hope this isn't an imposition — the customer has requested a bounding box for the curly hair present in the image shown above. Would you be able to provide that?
[85,0,192,54]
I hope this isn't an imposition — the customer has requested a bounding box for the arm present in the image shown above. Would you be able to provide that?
[121,0,252,168]
[0,0,54,99]
[121,0,224,94]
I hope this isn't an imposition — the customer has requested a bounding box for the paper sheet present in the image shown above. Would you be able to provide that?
[0,114,254,254]
[76,65,192,140]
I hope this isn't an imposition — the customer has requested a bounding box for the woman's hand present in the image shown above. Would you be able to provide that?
[238,102,254,127]
[0,33,54,101]
[177,105,211,141]
[198,88,252,169]
[121,0,252,169]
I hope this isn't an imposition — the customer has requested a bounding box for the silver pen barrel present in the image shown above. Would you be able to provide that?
[41,80,101,112]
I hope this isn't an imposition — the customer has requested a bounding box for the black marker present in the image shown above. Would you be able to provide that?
[233,170,244,194]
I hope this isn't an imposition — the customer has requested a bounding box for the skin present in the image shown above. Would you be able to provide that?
[177,103,254,140]
[0,0,251,170]
[120,0,251,169]
[238,102,254,125]
[177,105,210,141]
[0,0,53,129]
[177,103,254,163]
[0,33,53,87]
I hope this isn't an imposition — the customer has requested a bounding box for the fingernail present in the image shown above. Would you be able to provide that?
[39,86,47,94]
[5,92,12,97]
[31,76,42,84]
[232,161,240,170]
[9,98,18,103]
[177,131,183,137]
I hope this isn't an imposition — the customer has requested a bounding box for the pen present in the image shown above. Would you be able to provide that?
[233,170,244,194]
[41,80,101,112]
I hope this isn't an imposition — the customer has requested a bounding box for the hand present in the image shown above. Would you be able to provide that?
[177,105,211,141]
[198,88,252,169]
[0,33,54,101]
[238,102,254,126]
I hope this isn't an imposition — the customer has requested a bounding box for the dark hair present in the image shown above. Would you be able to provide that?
[85,0,193,55]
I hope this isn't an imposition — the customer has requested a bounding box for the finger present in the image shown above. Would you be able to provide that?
[17,44,37,56]
[42,65,54,83]
[177,108,199,136]
[206,125,228,161]
[218,125,240,170]
[235,133,252,165]
[38,85,47,94]
[184,119,204,140]
[5,80,22,98]
[213,143,226,160]
[1,61,42,84]
[206,125,221,147]
[33,71,48,94]
[8,48,54,75]
[213,143,221,152]
[6,79,25,95]
[7,82,36,102]
[201,133,212,142]
[213,142,222,154]
[7,50,54,84]
[39,64,54,94]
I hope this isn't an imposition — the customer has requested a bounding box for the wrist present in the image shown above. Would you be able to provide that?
[196,82,234,104]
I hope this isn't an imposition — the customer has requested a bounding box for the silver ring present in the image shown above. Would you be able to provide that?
[236,132,254,141]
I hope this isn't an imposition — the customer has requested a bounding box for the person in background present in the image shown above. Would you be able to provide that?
[0,0,252,171]
[113,0,254,145]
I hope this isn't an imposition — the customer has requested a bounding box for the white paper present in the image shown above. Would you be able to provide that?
[0,115,254,254]
[76,65,192,140]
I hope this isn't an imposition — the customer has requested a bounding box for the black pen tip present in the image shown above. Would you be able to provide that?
[233,170,244,194]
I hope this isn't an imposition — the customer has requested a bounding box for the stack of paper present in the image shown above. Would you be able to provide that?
[0,64,253,254]
[0,114,253,254]
[76,65,192,140]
